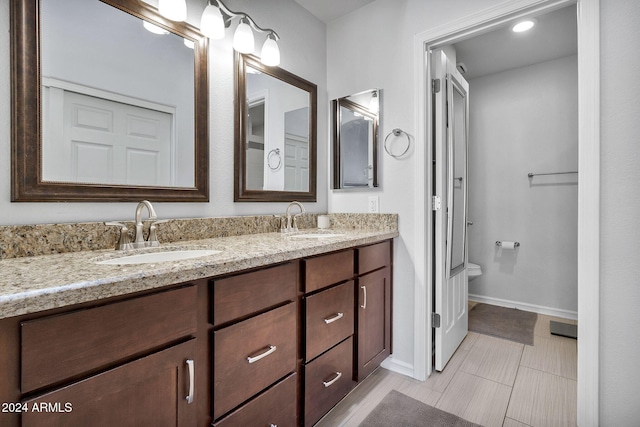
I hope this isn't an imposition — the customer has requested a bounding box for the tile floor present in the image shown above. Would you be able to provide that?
[316,307,578,427]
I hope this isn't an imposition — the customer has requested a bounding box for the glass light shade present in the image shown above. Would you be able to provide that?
[261,36,280,66]
[143,21,169,35]
[184,39,195,49]
[158,0,187,22]
[233,20,255,54]
[200,4,226,40]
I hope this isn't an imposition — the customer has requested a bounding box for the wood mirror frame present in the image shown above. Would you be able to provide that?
[234,53,317,202]
[10,0,209,202]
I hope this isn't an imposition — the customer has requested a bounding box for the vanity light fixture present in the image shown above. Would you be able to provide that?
[200,0,281,66]
[511,18,537,33]
[158,0,187,22]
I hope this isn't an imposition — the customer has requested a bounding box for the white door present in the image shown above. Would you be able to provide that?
[433,50,470,371]
[42,88,173,186]
[283,134,309,192]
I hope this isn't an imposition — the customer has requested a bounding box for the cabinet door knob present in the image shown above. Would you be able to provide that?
[247,345,277,364]
[361,286,367,309]
[322,371,342,388]
[324,312,344,324]
[185,359,195,404]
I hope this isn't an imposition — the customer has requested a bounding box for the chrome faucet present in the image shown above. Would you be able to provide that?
[281,201,305,233]
[133,200,158,248]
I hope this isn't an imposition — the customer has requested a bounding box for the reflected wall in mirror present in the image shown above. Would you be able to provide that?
[332,89,380,189]
[11,0,209,202]
[235,53,317,202]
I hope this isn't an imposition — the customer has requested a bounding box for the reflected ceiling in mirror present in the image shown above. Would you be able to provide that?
[235,54,317,202]
[332,89,380,189]
[11,0,209,202]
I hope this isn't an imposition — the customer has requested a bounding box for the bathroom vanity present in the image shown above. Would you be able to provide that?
[0,230,395,426]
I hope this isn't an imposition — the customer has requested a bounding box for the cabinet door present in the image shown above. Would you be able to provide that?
[357,267,391,381]
[21,340,197,427]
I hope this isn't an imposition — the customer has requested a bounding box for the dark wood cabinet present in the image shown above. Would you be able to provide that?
[0,239,393,427]
[356,241,393,381]
[21,339,197,427]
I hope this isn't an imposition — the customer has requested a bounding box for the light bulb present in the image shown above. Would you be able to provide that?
[200,4,225,40]
[158,0,187,22]
[261,34,280,66]
[233,18,255,54]
[512,19,536,32]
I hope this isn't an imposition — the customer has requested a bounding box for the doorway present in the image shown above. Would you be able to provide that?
[412,0,600,425]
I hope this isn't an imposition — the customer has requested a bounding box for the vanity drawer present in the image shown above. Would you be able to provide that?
[213,303,297,420]
[212,262,298,326]
[305,249,354,292]
[21,285,197,393]
[357,240,391,275]
[304,337,355,426]
[213,373,297,427]
[305,280,354,361]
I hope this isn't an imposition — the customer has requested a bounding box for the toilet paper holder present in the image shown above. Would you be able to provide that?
[496,241,520,247]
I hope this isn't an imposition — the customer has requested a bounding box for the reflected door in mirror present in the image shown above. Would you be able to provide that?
[40,0,195,187]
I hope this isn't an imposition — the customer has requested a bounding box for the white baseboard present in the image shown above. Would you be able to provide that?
[469,294,578,321]
[380,356,415,378]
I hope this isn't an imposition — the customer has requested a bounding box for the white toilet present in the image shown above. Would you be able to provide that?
[468,262,482,281]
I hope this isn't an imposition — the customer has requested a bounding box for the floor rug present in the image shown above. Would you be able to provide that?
[469,303,537,345]
[359,390,482,427]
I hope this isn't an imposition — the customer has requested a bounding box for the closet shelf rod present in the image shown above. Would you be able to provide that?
[527,171,578,178]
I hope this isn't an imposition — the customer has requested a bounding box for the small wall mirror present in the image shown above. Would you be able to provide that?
[332,89,380,189]
[11,0,209,202]
[235,53,317,202]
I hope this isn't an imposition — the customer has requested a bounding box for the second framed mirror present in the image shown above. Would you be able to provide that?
[234,53,317,202]
[332,89,380,189]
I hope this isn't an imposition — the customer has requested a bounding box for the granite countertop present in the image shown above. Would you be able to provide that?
[0,229,398,320]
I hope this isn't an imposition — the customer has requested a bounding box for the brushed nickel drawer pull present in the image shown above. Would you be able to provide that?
[247,345,277,363]
[186,359,195,404]
[323,371,342,388]
[324,312,344,324]
[361,285,367,309]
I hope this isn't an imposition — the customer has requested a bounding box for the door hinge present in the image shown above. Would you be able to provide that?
[432,78,441,93]
[432,195,441,211]
[432,313,441,328]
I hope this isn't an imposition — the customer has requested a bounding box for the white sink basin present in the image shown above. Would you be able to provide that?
[289,233,346,239]
[96,249,222,265]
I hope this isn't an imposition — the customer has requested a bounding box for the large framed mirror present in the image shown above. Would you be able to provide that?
[11,0,209,202]
[235,53,317,202]
[332,89,380,189]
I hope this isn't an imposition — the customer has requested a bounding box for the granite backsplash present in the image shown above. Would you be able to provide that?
[0,213,398,259]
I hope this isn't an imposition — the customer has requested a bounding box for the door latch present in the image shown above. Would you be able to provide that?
[432,313,441,328]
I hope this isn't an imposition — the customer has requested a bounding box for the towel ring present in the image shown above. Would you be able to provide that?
[384,128,411,158]
[267,148,282,170]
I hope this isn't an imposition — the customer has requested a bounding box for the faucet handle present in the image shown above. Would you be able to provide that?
[105,222,132,250]
[274,215,287,233]
[148,219,169,246]
[291,213,304,232]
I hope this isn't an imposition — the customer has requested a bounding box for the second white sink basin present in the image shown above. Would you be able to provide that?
[289,233,346,239]
[96,249,222,265]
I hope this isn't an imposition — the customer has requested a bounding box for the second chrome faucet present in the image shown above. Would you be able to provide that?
[277,201,305,233]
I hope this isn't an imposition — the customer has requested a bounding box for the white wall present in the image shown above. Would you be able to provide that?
[467,55,578,314]
[328,0,640,423]
[0,0,327,225]
[327,0,506,377]
[599,0,640,423]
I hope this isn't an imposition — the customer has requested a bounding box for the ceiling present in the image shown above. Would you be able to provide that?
[453,5,577,79]
[294,0,375,23]
[294,1,576,81]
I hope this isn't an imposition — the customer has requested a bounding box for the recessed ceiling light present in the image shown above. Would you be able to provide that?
[512,19,537,33]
